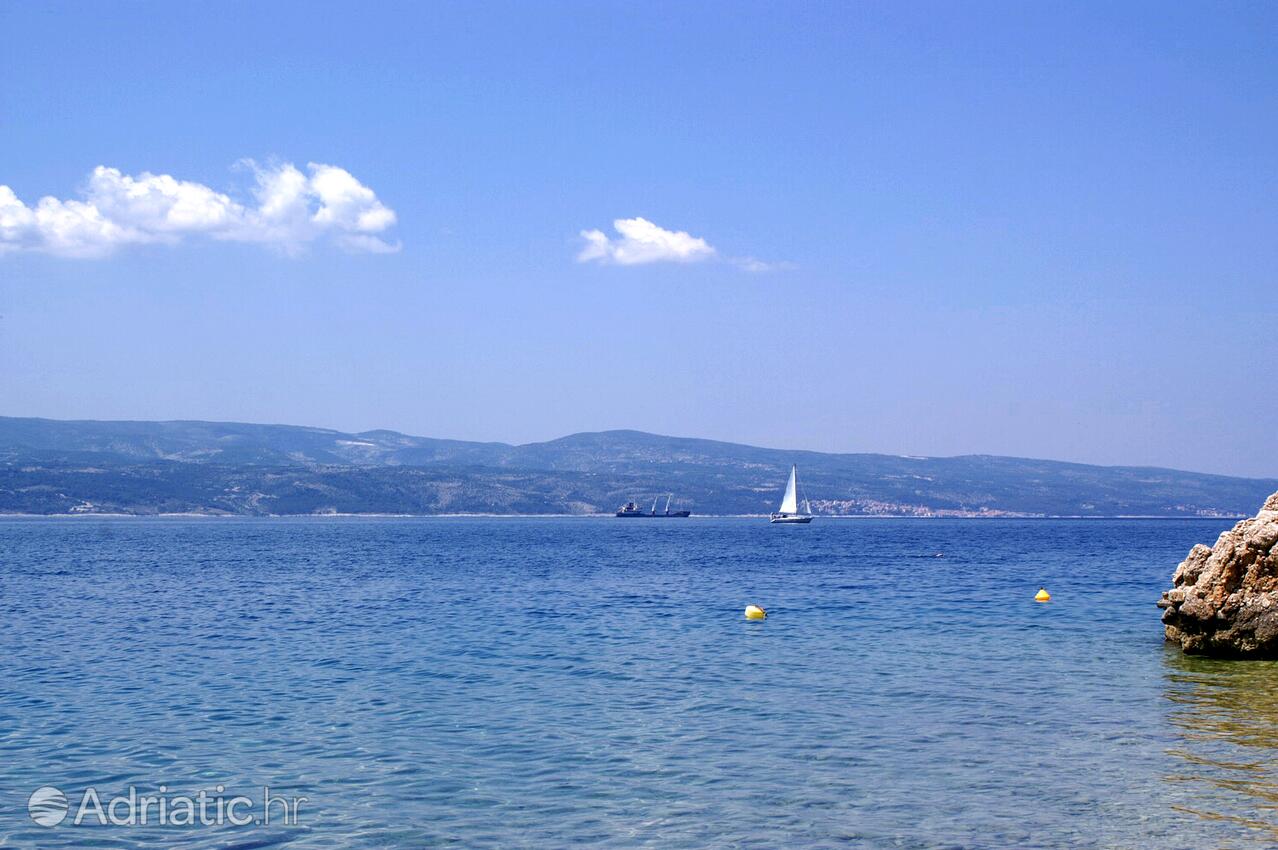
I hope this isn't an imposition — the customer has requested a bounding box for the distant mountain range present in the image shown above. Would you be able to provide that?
[0,416,1272,517]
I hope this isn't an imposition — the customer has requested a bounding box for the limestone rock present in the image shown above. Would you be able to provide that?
[1160,491,1278,657]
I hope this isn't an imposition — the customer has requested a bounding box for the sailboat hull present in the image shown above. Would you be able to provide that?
[770,513,813,524]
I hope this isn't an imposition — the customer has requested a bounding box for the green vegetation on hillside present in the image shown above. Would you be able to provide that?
[0,417,1271,516]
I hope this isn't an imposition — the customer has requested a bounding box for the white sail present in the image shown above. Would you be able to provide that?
[779,465,799,514]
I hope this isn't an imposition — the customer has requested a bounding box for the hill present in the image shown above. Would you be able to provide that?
[0,417,1272,517]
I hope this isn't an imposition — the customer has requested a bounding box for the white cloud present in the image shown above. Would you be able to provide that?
[576,216,790,272]
[577,217,716,265]
[730,256,796,273]
[0,162,399,258]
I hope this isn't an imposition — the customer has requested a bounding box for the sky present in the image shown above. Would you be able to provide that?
[0,1,1275,477]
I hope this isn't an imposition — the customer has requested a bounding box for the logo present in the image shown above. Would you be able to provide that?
[24,784,306,828]
[28,786,69,827]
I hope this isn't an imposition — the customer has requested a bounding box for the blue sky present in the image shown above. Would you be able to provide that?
[1,1,1275,476]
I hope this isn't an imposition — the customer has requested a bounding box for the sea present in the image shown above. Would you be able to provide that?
[2,516,1277,849]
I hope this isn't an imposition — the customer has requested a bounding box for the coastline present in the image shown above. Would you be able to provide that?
[0,512,1248,520]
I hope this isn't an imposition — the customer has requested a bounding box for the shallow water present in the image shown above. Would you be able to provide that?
[2,517,1276,849]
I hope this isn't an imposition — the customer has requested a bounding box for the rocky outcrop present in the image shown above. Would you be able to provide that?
[1160,492,1278,657]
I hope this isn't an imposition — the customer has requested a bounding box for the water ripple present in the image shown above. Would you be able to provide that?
[1,516,1273,848]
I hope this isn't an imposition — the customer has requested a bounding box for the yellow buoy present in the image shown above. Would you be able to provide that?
[744,604,767,620]
[1035,588,1051,603]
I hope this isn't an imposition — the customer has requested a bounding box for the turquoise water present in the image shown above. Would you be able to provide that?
[3,517,1278,849]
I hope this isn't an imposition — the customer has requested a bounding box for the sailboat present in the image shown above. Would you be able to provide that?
[770,464,813,523]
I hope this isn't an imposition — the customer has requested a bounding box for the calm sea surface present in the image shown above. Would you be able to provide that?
[3,517,1278,849]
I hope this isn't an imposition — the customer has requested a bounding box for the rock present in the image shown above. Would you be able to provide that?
[1161,491,1278,657]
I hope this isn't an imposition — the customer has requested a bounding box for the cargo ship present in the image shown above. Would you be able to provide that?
[616,494,691,518]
